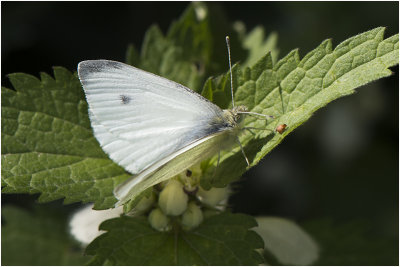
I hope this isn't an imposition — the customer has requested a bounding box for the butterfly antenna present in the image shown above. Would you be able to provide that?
[237,111,275,119]
[226,36,235,108]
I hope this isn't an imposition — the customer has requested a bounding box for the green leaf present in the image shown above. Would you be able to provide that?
[125,44,140,66]
[2,205,89,265]
[133,8,210,93]
[1,68,130,209]
[201,27,399,189]
[242,26,279,67]
[129,2,246,93]
[301,219,398,265]
[86,212,264,265]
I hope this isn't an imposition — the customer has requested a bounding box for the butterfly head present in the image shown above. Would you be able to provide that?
[232,105,248,122]
[222,105,248,127]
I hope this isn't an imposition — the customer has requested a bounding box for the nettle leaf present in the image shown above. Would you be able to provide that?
[200,27,399,189]
[86,212,264,265]
[126,2,246,93]
[127,5,211,93]
[2,205,89,265]
[242,26,279,67]
[1,68,129,209]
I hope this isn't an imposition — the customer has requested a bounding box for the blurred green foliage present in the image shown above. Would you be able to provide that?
[2,205,89,265]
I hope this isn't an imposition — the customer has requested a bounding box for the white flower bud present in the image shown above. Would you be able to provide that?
[181,202,203,230]
[148,208,169,231]
[159,180,188,216]
[197,186,230,207]
[135,192,155,213]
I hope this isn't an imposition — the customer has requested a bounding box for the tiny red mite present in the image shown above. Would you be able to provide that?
[276,124,287,134]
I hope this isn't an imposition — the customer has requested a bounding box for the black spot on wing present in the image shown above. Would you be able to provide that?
[78,60,124,78]
[120,95,131,104]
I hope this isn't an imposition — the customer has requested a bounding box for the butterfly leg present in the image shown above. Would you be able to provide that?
[236,137,250,167]
[244,127,256,136]
[243,127,274,135]
[244,126,273,131]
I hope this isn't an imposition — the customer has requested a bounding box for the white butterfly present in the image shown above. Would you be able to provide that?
[78,38,271,207]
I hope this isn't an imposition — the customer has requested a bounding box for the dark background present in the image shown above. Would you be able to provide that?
[2,2,399,265]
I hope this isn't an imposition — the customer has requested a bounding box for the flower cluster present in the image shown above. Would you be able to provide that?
[131,168,230,231]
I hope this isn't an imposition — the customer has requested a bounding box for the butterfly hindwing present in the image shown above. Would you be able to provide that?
[114,130,236,206]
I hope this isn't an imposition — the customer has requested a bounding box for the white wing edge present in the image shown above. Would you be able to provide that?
[113,133,221,207]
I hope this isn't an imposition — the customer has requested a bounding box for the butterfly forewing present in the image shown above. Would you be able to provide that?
[78,60,225,175]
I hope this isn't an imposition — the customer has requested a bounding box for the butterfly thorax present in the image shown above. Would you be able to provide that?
[222,105,248,128]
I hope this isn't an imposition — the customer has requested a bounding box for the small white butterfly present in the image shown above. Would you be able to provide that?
[78,37,272,207]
